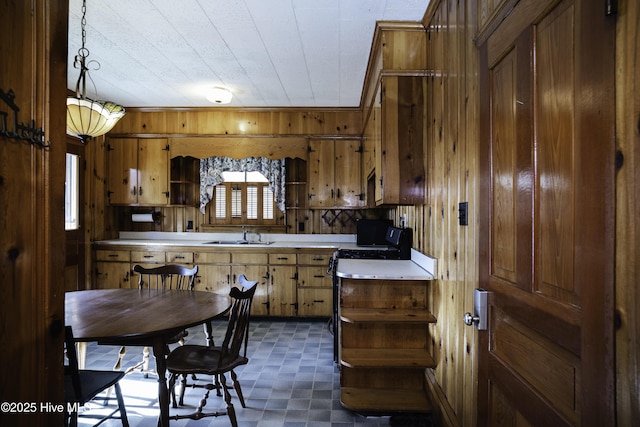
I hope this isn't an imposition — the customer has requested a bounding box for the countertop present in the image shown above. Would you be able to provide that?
[336,258,435,281]
[94,232,358,250]
[94,232,438,279]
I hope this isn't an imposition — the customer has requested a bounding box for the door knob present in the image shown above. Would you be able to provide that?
[463,289,490,330]
[463,312,480,326]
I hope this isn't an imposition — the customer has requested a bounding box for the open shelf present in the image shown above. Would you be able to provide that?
[340,307,437,324]
[340,387,432,414]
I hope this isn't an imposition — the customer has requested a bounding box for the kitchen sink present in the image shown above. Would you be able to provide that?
[203,240,273,245]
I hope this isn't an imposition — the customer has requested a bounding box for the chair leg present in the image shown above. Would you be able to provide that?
[141,346,151,378]
[168,373,178,408]
[113,382,130,427]
[230,369,246,408]
[179,373,188,406]
[219,373,237,427]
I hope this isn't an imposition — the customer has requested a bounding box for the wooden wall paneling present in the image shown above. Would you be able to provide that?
[110,109,362,138]
[615,0,640,424]
[0,1,68,425]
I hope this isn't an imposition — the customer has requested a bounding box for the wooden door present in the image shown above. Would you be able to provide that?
[334,139,363,207]
[107,137,138,204]
[308,139,335,207]
[478,0,615,425]
[137,138,169,205]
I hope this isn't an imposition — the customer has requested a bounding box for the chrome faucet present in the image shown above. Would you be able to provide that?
[242,226,248,242]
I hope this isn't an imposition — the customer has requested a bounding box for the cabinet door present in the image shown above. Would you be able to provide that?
[308,139,335,208]
[298,288,332,317]
[95,262,131,289]
[196,264,231,295]
[137,138,169,205]
[334,139,363,207]
[107,138,138,205]
[269,265,297,316]
[231,265,269,316]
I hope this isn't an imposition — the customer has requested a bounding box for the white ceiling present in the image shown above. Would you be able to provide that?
[67,0,430,108]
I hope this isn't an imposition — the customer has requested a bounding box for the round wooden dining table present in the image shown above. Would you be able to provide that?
[65,288,231,427]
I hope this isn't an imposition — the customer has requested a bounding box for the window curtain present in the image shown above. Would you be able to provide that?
[199,156,286,214]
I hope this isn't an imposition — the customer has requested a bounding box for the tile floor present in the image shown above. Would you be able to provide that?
[77,319,432,427]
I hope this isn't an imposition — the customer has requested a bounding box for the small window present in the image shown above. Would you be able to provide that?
[211,171,276,224]
[65,153,80,230]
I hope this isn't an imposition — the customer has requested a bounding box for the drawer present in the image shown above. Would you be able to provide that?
[96,249,130,262]
[166,251,193,264]
[298,266,331,287]
[298,253,332,265]
[268,253,296,265]
[232,252,268,265]
[131,251,165,263]
[194,252,231,264]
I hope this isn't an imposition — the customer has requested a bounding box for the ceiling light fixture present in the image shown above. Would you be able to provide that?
[206,86,233,104]
[66,0,125,144]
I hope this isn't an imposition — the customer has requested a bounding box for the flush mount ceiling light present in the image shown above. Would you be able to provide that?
[205,86,233,104]
[66,0,125,144]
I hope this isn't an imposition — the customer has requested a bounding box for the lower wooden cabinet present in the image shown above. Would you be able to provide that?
[93,245,335,318]
[339,278,436,414]
[95,250,131,289]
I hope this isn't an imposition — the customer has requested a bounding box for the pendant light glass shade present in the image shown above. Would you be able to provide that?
[66,97,125,142]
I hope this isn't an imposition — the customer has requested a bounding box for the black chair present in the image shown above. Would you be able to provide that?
[166,276,258,426]
[64,326,129,427]
[113,264,198,377]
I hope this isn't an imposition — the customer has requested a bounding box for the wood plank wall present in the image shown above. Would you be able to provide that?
[391,0,640,425]
[389,0,479,425]
[0,1,68,425]
[88,108,370,240]
[615,0,640,424]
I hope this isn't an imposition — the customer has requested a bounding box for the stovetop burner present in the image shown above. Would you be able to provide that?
[336,248,401,260]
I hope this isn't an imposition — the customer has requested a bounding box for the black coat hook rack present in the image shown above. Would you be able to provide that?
[1,88,50,148]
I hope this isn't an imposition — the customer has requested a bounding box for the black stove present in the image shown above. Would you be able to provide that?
[334,248,401,260]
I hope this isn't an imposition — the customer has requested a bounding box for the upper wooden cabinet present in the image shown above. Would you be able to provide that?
[361,22,427,206]
[107,138,170,205]
[374,76,426,205]
[308,139,364,208]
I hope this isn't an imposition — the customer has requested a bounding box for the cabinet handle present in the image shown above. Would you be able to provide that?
[108,254,119,258]
[143,255,154,258]
[277,257,289,260]
[313,275,324,278]
[174,255,185,259]
[138,186,143,195]
[312,257,324,261]
[131,186,137,196]
[336,188,341,198]
[313,300,325,303]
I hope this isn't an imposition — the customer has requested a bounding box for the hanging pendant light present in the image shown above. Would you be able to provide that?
[66,0,125,144]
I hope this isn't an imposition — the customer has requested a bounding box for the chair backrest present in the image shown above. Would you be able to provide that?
[64,326,83,400]
[218,278,258,366]
[133,264,198,290]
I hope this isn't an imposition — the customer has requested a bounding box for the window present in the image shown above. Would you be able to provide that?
[65,153,80,230]
[212,171,276,224]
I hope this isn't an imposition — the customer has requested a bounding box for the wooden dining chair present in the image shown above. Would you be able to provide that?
[166,277,258,427]
[64,326,129,427]
[113,264,198,377]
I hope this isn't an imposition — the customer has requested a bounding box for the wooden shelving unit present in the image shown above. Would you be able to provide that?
[170,156,199,206]
[338,278,436,414]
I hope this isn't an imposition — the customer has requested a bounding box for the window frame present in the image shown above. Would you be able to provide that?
[210,181,278,225]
